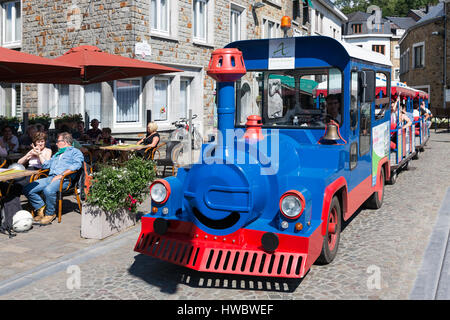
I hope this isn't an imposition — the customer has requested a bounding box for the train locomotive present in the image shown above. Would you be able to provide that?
[134,36,422,278]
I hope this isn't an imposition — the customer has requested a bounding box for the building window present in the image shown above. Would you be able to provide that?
[84,83,102,123]
[1,83,21,117]
[394,45,400,59]
[400,48,410,74]
[230,7,241,42]
[151,0,169,34]
[153,77,170,121]
[1,1,21,47]
[263,18,279,39]
[55,84,70,115]
[394,68,400,81]
[413,43,425,68]
[114,79,142,124]
[315,11,323,34]
[302,1,310,26]
[179,78,192,119]
[372,45,385,55]
[193,0,208,42]
[352,23,362,34]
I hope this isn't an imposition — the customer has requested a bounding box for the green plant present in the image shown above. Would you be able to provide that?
[28,113,52,124]
[54,113,83,124]
[86,155,156,213]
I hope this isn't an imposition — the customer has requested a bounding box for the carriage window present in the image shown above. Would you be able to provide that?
[374,71,390,120]
[236,68,342,128]
[350,71,358,130]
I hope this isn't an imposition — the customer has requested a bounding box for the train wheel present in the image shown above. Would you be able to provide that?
[388,170,397,185]
[364,168,385,209]
[317,196,341,265]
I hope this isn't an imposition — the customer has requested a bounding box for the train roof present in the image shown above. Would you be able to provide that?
[226,36,392,71]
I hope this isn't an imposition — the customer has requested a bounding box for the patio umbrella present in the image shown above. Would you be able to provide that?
[0,47,82,84]
[51,45,181,84]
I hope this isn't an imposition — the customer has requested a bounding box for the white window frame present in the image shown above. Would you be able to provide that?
[193,0,214,46]
[179,77,192,119]
[150,0,178,39]
[394,45,400,59]
[230,3,246,42]
[412,42,425,69]
[0,83,21,117]
[113,78,143,129]
[262,18,280,39]
[1,0,21,48]
[152,76,172,123]
[394,68,400,81]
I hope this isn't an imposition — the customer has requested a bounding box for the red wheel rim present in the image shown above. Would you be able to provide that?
[327,207,338,251]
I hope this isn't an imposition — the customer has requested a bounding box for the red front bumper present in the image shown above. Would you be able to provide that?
[134,217,324,278]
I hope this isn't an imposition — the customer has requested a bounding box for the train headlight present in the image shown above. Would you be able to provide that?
[150,180,170,204]
[279,190,305,219]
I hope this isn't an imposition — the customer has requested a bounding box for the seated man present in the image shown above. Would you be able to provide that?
[23,132,84,225]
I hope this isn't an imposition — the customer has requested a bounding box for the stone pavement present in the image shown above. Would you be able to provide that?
[0,131,449,300]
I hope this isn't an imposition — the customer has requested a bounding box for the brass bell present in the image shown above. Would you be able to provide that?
[323,122,340,141]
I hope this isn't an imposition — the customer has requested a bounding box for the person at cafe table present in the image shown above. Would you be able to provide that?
[0,126,19,153]
[23,132,84,225]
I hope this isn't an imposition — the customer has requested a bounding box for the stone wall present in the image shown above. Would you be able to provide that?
[400,17,446,108]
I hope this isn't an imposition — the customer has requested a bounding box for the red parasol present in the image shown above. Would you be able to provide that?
[0,47,82,83]
[52,45,181,84]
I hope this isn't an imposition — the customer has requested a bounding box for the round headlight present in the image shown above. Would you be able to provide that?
[150,182,168,203]
[279,191,305,219]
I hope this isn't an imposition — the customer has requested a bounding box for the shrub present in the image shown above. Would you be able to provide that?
[86,155,156,213]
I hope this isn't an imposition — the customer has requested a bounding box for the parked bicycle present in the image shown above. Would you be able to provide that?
[169,115,203,166]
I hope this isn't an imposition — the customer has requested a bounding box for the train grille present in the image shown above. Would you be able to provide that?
[135,233,305,277]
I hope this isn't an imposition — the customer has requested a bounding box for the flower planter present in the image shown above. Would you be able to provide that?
[81,203,136,240]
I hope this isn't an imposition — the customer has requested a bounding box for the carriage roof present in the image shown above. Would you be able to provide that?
[225,36,392,71]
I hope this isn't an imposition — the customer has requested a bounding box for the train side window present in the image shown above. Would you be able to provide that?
[359,70,374,155]
[350,71,358,130]
[374,71,390,120]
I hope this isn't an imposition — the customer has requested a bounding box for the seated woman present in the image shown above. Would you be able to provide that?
[137,122,160,158]
[18,132,52,170]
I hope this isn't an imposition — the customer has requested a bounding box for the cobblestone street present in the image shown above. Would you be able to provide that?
[0,131,449,300]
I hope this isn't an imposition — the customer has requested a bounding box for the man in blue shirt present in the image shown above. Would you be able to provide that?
[24,132,84,225]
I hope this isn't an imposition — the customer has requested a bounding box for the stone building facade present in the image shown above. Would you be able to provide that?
[399,1,449,109]
[0,0,346,137]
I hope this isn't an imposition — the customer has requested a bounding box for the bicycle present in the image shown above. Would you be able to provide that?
[169,115,203,167]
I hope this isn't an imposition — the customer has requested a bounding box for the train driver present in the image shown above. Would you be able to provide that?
[325,94,342,125]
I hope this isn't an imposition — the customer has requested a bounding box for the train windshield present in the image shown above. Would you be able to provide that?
[235,68,343,128]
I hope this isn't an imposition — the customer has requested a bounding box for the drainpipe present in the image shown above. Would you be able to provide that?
[444,1,447,109]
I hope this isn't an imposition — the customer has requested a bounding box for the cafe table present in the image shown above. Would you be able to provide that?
[99,144,147,162]
[0,168,39,197]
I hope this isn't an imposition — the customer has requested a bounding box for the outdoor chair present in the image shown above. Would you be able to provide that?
[146,141,179,177]
[29,166,83,223]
